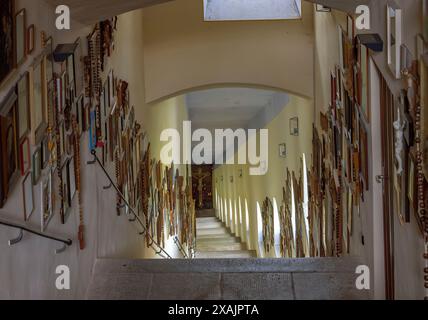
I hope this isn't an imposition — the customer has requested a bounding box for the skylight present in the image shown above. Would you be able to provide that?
[203,0,302,21]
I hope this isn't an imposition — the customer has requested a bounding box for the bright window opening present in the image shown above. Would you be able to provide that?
[203,0,302,21]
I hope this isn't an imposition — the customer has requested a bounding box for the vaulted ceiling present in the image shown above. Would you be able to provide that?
[44,0,371,25]
[186,87,289,163]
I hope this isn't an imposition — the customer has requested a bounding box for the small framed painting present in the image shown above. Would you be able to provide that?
[423,0,428,40]
[109,70,114,107]
[33,58,48,144]
[0,0,15,85]
[19,137,30,175]
[347,15,354,41]
[290,117,299,136]
[0,93,19,198]
[26,24,35,54]
[61,161,71,223]
[89,110,96,151]
[15,9,26,66]
[76,94,84,135]
[17,72,30,141]
[41,171,53,232]
[56,76,62,113]
[22,172,34,221]
[67,157,76,202]
[32,147,42,185]
[41,135,49,169]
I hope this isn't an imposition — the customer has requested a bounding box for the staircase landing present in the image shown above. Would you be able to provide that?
[86,258,371,300]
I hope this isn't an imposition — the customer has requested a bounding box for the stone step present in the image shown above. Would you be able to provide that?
[196,237,241,245]
[196,242,246,252]
[89,257,365,274]
[195,250,257,259]
[196,233,241,241]
[196,217,219,223]
[196,221,224,229]
[86,257,370,300]
[197,227,228,236]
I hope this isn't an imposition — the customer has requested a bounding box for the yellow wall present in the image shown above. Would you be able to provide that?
[213,95,313,256]
[142,0,315,102]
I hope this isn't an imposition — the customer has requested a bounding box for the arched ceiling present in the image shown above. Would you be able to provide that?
[44,0,371,25]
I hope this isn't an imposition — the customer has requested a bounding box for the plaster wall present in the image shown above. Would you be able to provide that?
[141,0,315,103]
[0,5,186,299]
[313,2,425,299]
[213,95,313,257]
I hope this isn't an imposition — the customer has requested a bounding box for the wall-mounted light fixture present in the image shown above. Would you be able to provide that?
[316,4,331,12]
[279,143,287,158]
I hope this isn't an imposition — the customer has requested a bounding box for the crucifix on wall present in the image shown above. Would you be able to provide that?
[192,167,211,209]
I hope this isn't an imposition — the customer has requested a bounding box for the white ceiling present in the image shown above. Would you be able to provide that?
[186,87,289,164]
[187,87,287,130]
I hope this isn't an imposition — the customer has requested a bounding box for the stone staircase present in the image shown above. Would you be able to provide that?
[195,216,256,259]
[86,258,371,300]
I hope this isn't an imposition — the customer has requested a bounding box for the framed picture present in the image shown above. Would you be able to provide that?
[26,24,35,54]
[41,135,49,169]
[338,26,344,72]
[290,117,299,136]
[76,94,84,135]
[279,143,286,158]
[19,137,30,175]
[387,3,402,79]
[407,152,416,207]
[67,157,76,202]
[33,57,48,144]
[17,72,30,141]
[423,0,428,40]
[400,44,413,73]
[61,161,71,222]
[358,41,370,122]
[56,76,62,113]
[41,171,53,232]
[347,15,354,41]
[32,147,42,185]
[44,37,54,84]
[104,80,110,112]
[74,39,85,97]
[89,110,96,151]
[359,119,369,191]
[0,163,4,207]
[82,103,89,132]
[59,121,65,157]
[0,91,19,195]
[0,0,15,85]
[109,70,114,107]
[22,172,34,221]
[60,72,66,113]
[67,53,76,100]
[15,9,26,66]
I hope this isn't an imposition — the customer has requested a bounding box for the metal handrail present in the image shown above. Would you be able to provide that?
[173,236,188,258]
[87,149,187,259]
[0,219,72,254]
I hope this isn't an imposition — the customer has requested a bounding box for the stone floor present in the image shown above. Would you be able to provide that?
[86,258,372,300]
[195,215,256,259]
